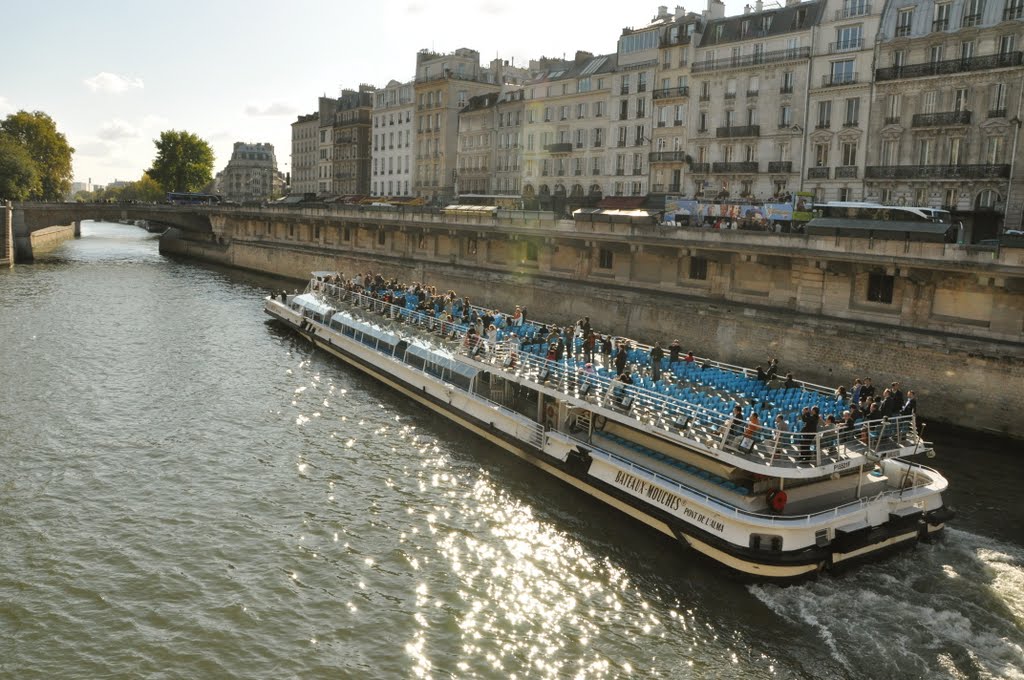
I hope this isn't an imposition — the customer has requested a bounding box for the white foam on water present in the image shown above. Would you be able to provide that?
[750,529,1024,679]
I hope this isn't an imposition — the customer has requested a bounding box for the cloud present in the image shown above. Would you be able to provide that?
[406,2,425,13]
[75,140,118,157]
[477,1,506,14]
[244,102,298,117]
[0,96,12,115]
[97,118,140,140]
[83,72,144,94]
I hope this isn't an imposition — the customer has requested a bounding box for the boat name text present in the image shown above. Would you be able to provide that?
[613,470,682,512]
[682,506,726,534]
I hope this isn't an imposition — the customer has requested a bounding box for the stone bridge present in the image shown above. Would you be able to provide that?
[7,202,213,262]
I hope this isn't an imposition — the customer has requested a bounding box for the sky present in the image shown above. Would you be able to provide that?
[1,0,745,187]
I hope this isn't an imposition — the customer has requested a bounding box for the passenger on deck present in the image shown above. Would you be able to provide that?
[784,373,797,389]
[669,339,682,365]
[835,385,849,406]
[723,405,745,448]
[583,331,597,364]
[860,377,876,404]
[765,358,779,380]
[615,343,629,375]
[774,414,790,444]
[650,342,665,381]
[684,351,695,363]
[899,390,917,416]
[756,365,768,382]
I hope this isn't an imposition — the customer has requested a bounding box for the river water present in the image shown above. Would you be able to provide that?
[0,221,1021,679]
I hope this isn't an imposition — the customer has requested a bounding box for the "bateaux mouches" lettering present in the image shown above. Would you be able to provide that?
[613,470,682,512]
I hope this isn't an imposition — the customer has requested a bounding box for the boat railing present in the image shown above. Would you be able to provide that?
[596,448,938,525]
[477,340,921,470]
[303,276,921,469]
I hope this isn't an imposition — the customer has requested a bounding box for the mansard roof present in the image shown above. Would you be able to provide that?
[697,0,825,47]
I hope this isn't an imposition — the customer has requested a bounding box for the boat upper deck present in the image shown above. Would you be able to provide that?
[298,276,929,480]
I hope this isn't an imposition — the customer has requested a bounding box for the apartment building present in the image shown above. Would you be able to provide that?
[457,92,499,195]
[290,112,319,196]
[371,80,415,198]
[690,0,822,200]
[413,48,503,203]
[520,53,619,213]
[218,142,282,202]
[865,0,1024,235]
[804,0,881,202]
[651,10,705,197]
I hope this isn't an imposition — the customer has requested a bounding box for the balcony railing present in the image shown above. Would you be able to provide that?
[712,161,759,173]
[895,24,911,37]
[932,18,949,31]
[835,3,871,20]
[961,13,982,27]
[911,110,972,126]
[989,108,1008,118]
[822,72,858,87]
[807,167,830,179]
[780,85,794,94]
[1004,5,1024,20]
[690,162,711,173]
[649,151,689,162]
[724,92,737,99]
[699,94,711,102]
[768,161,793,173]
[668,183,682,192]
[544,142,573,153]
[884,116,901,125]
[716,125,761,138]
[746,89,760,97]
[652,86,690,100]
[692,46,811,73]
[829,38,864,52]
[836,166,858,178]
[865,164,1012,179]
[876,52,1024,81]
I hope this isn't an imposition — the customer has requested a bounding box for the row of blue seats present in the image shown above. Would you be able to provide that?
[593,431,751,496]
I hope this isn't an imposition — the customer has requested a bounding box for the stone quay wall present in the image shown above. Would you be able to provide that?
[161,228,1024,439]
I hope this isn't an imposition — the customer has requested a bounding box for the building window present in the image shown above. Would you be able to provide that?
[897,8,914,36]
[598,248,614,269]
[817,100,832,128]
[845,97,860,125]
[689,257,708,280]
[377,230,386,246]
[867,272,895,304]
[525,241,538,261]
[343,227,351,241]
[841,141,857,166]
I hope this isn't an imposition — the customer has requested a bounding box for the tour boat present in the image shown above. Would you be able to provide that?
[263,273,953,581]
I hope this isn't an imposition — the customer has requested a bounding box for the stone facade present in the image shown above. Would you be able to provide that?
[218,142,282,202]
[865,0,1024,238]
[371,80,415,198]
[290,113,319,196]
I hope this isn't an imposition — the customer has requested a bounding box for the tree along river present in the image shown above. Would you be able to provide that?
[0,221,1021,680]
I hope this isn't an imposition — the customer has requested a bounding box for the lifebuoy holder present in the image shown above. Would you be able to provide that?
[766,489,788,514]
[545,403,556,427]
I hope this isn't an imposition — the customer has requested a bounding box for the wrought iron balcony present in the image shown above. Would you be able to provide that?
[836,166,858,178]
[911,110,972,127]
[961,13,982,27]
[829,38,864,52]
[692,46,811,73]
[716,125,760,138]
[652,86,690,100]
[668,183,682,192]
[780,85,794,94]
[690,162,711,173]
[884,116,901,125]
[932,18,950,31]
[822,72,858,87]
[712,161,759,173]
[768,161,793,173]
[875,52,1024,81]
[864,164,1012,179]
[989,108,1008,118]
[649,151,689,162]
[807,167,830,179]
[895,24,911,37]
[747,89,760,97]
[544,142,573,153]
[835,3,871,20]
[699,94,711,102]
[1004,5,1024,20]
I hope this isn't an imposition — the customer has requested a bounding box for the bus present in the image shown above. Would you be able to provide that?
[663,191,815,232]
[817,201,952,224]
[166,192,222,205]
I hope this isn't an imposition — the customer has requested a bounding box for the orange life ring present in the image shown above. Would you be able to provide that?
[545,404,556,426]
[767,489,788,513]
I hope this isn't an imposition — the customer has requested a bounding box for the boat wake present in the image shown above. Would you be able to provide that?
[750,529,1024,679]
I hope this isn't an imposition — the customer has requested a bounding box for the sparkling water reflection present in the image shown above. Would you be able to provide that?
[0,221,1020,679]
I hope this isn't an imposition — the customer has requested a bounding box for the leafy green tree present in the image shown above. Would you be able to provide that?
[146,130,214,193]
[0,111,74,200]
[0,133,41,200]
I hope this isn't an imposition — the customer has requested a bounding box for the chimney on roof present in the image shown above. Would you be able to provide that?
[744,3,751,13]
[658,5,668,17]
[755,0,763,10]
[675,5,686,18]
[785,0,798,5]
[707,0,726,19]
